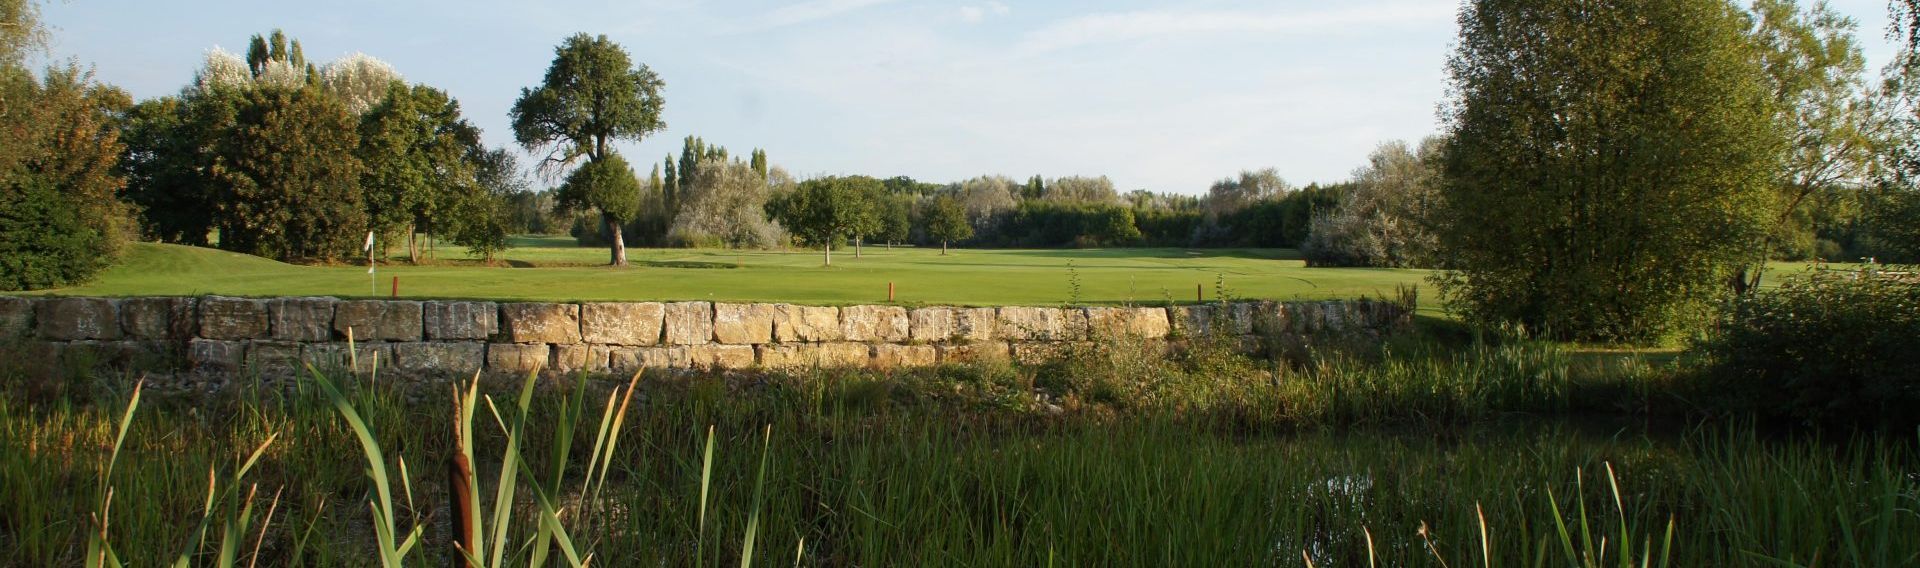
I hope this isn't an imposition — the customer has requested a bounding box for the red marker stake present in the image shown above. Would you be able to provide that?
[888,282,895,302]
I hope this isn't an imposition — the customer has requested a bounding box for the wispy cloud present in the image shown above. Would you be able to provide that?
[1018,3,1454,53]
[758,0,899,30]
[958,1,1011,24]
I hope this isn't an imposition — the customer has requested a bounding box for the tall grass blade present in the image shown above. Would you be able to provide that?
[742,425,772,568]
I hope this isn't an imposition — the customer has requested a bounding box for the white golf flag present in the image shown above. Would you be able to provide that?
[363,231,375,252]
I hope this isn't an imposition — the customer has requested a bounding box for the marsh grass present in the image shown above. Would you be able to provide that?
[2,335,1916,565]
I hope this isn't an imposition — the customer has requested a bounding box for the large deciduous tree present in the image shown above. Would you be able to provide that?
[360,81,481,262]
[1302,139,1442,268]
[926,195,972,255]
[511,33,664,266]
[1434,0,1781,343]
[210,86,367,261]
[769,175,880,266]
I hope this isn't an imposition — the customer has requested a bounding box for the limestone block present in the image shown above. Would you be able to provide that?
[269,297,337,342]
[995,307,1073,341]
[908,307,956,342]
[301,342,393,372]
[199,296,269,340]
[757,343,870,369]
[117,297,191,340]
[486,343,550,374]
[580,302,663,345]
[1171,303,1256,337]
[189,339,245,373]
[425,301,500,340]
[393,342,486,374]
[0,297,31,338]
[334,301,424,342]
[871,344,937,369]
[245,341,303,373]
[663,302,714,345]
[713,303,776,345]
[36,297,120,340]
[840,305,908,342]
[1084,307,1172,339]
[687,344,755,370]
[955,307,998,342]
[548,344,602,373]
[939,342,1010,364]
[771,304,840,342]
[609,346,689,371]
[499,303,581,344]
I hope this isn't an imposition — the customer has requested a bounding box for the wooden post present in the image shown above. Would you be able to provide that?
[1197,283,1203,303]
[888,282,895,302]
[391,276,399,298]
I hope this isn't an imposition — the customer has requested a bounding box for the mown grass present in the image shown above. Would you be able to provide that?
[3,334,1915,566]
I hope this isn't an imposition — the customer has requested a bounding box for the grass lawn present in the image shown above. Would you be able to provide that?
[20,238,1434,308]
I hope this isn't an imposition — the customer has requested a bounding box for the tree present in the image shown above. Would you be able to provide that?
[1302,139,1442,268]
[449,148,522,263]
[209,86,367,261]
[848,176,884,258]
[119,95,219,244]
[768,175,879,265]
[1042,175,1119,204]
[1736,0,1878,285]
[1434,0,1781,343]
[511,33,665,266]
[878,193,912,248]
[926,195,972,255]
[669,157,785,249]
[321,52,403,116]
[0,66,131,290]
[360,81,481,262]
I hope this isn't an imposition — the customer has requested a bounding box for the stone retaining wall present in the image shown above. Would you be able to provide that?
[0,296,1411,377]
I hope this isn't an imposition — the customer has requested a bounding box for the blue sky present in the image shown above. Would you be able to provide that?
[38,0,1909,194]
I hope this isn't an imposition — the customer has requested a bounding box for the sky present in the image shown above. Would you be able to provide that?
[36,0,1911,194]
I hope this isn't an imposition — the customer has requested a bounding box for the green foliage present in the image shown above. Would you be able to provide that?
[117,96,219,245]
[558,153,642,223]
[1302,138,1442,268]
[210,86,367,262]
[0,66,130,291]
[994,201,1141,248]
[1434,0,1782,343]
[924,194,972,252]
[1695,266,1920,428]
[768,175,879,261]
[359,81,482,256]
[448,148,522,262]
[511,33,664,167]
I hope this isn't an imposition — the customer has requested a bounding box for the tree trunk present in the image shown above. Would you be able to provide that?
[855,236,862,258]
[606,214,628,267]
[823,243,832,267]
[407,225,418,264]
[942,240,948,255]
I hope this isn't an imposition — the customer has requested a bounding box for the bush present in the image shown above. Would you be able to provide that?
[0,66,129,290]
[1694,266,1920,428]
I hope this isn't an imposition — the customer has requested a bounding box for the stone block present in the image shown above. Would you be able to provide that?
[995,307,1076,341]
[64,340,168,368]
[771,304,840,342]
[425,301,500,340]
[955,307,998,342]
[120,297,196,341]
[486,343,549,374]
[609,346,689,371]
[1084,307,1171,339]
[0,297,31,338]
[662,302,713,345]
[301,342,393,372]
[269,297,337,342]
[580,302,663,345]
[687,344,756,370]
[333,300,424,342]
[871,344,937,369]
[36,297,120,340]
[245,341,303,374]
[1171,303,1256,337]
[1013,342,1085,365]
[393,342,486,374]
[908,307,956,342]
[713,303,776,344]
[199,296,270,340]
[548,343,602,373]
[188,338,243,373]
[938,342,1009,364]
[757,343,871,369]
[499,303,581,344]
[840,305,908,342]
